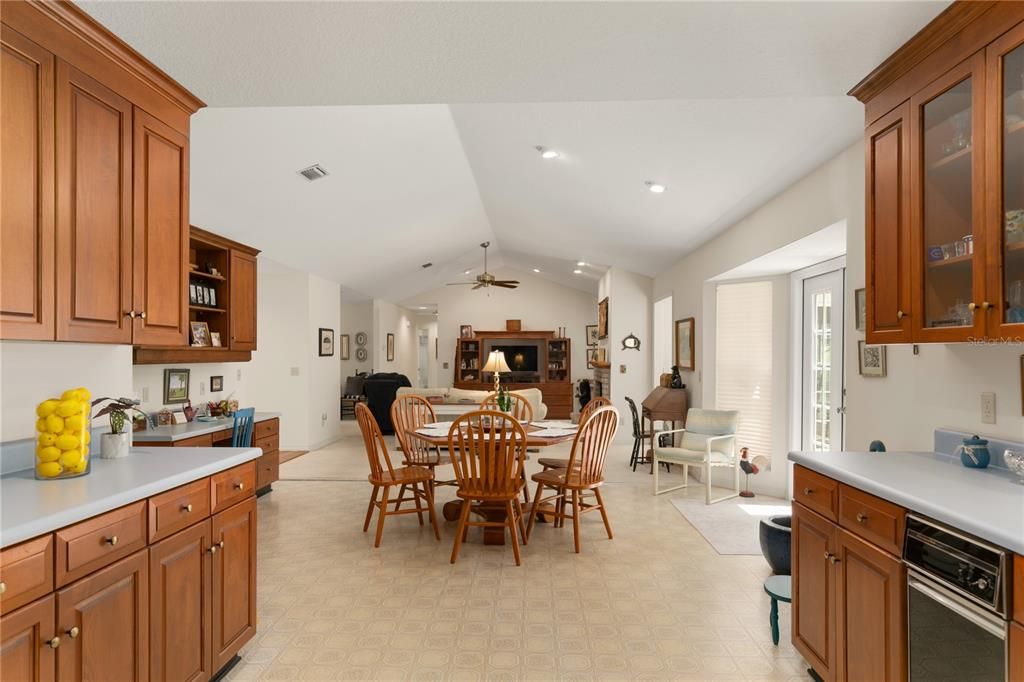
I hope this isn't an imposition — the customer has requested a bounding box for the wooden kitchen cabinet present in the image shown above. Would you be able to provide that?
[852,4,1024,344]
[211,497,257,671]
[0,25,55,341]
[150,520,212,682]
[229,250,258,351]
[56,549,149,682]
[0,594,56,682]
[792,503,836,680]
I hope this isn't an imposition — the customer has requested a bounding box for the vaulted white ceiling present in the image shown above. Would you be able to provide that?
[77,0,949,300]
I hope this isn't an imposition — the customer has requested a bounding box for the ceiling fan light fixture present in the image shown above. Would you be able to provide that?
[532,268,541,273]
[576,260,586,267]
[573,269,583,275]
[646,181,667,194]
[535,146,560,160]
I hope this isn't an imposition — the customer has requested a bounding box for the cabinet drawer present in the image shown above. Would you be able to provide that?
[148,478,211,543]
[793,465,838,521]
[255,433,278,454]
[254,418,278,440]
[211,462,256,513]
[173,433,214,448]
[55,501,147,587]
[0,535,54,615]
[256,451,279,490]
[838,484,905,555]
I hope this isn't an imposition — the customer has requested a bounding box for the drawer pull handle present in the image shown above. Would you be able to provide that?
[803,487,813,495]
[208,541,224,555]
[897,310,905,320]
[233,482,245,491]
[824,552,840,565]
[105,535,118,546]
[66,627,80,639]
[47,636,60,649]
[856,512,868,524]
[182,504,193,513]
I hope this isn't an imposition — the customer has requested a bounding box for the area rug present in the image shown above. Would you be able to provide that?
[670,495,791,555]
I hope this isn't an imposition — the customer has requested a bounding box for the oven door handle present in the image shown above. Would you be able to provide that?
[908,572,1006,640]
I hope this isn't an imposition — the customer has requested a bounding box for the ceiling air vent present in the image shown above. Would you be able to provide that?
[298,164,329,181]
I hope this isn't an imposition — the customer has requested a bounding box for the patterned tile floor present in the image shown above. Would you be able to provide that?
[226,422,808,681]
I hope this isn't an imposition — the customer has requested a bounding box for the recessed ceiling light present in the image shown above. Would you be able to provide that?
[646,181,667,194]
[535,146,560,160]
[532,268,541,273]
[576,261,586,267]
[573,269,583,275]
[463,268,473,275]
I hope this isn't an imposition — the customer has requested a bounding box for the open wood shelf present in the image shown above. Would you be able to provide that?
[188,269,226,282]
[928,144,972,172]
[926,253,973,268]
[133,346,252,365]
[190,305,226,313]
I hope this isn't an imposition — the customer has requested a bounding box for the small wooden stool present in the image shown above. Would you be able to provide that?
[763,575,791,646]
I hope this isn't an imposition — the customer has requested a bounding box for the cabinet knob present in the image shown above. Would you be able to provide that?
[824,552,840,565]
[968,302,978,311]
[233,482,245,491]
[182,504,193,513]
[208,541,224,554]
[981,302,992,311]
[897,310,905,320]
[138,311,146,319]
[208,544,218,554]
[47,637,60,649]
[124,311,136,319]
[856,512,868,524]
[105,535,118,546]
[0,581,5,594]
[66,627,80,639]
[803,487,813,496]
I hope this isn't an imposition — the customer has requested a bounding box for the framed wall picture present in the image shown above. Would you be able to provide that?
[319,328,335,356]
[189,283,198,304]
[597,298,609,339]
[163,368,190,404]
[387,333,395,361]
[459,325,473,339]
[586,324,598,346]
[855,288,867,332]
[858,341,887,377]
[210,375,223,392]
[586,348,599,369]
[340,334,350,360]
[674,318,695,370]
[190,321,211,347]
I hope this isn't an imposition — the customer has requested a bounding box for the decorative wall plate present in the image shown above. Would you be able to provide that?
[355,331,368,347]
[621,333,641,351]
[355,347,368,362]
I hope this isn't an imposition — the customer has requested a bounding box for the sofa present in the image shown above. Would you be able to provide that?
[395,386,548,420]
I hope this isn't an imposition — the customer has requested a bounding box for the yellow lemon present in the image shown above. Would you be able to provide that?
[80,401,91,416]
[36,418,48,433]
[36,446,61,463]
[59,450,83,469]
[81,444,90,457]
[66,457,87,474]
[81,430,91,445]
[60,388,82,402]
[36,462,62,478]
[55,434,79,451]
[45,414,65,433]
[55,399,80,418]
[65,414,85,431]
[38,433,57,447]
[36,399,60,418]
[75,387,91,402]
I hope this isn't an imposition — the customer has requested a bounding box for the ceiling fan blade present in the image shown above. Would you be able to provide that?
[492,280,519,285]
[472,283,486,290]
[492,282,519,289]
[446,281,476,286]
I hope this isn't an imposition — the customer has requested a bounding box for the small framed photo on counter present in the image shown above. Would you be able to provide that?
[190,321,211,346]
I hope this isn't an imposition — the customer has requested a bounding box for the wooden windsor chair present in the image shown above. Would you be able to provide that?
[390,394,455,491]
[537,396,611,472]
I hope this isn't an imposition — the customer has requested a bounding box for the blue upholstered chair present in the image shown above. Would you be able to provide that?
[231,408,256,448]
[652,408,740,504]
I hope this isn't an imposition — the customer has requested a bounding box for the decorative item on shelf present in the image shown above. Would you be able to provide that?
[190,321,211,346]
[857,341,887,377]
[1004,449,1024,484]
[319,327,335,357]
[956,434,990,469]
[660,373,673,388]
[210,331,222,347]
[93,397,146,460]
[621,332,641,351]
[670,365,684,389]
[738,448,769,498]
[459,324,473,339]
[132,413,147,432]
[854,288,866,332]
[340,334,350,360]
[387,333,395,361]
[586,324,598,346]
[586,348,598,369]
[164,368,190,404]
[506,319,522,332]
[34,387,93,479]
[674,318,695,370]
[1007,209,1024,244]
[597,298,609,339]
[210,375,223,392]
[207,402,223,417]
[157,408,174,425]
[182,399,196,422]
[482,350,512,394]
[869,440,887,452]
[496,385,513,413]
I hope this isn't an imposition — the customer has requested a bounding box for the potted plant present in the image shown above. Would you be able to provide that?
[93,397,147,459]
[496,386,512,413]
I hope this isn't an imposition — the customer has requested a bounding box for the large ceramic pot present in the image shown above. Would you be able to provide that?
[759,515,792,575]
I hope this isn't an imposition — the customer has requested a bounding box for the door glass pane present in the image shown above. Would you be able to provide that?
[811,291,832,451]
[922,78,975,329]
[1003,43,1024,324]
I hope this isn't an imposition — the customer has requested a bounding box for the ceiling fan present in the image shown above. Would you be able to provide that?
[447,242,519,290]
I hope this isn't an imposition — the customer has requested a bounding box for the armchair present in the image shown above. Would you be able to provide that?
[652,408,740,504]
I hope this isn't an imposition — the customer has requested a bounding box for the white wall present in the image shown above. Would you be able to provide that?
[340,300,373,378]
[600,268,653,437]
[404,267,597,391]
[372,299,419,380]
[0,342,134,442]
[307,274,343,450]
[133,362,247,414]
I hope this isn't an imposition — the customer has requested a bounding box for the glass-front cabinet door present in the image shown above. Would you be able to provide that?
[988,22,1024,339]
[910,54,987,342]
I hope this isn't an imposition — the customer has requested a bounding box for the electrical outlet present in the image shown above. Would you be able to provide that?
[141,386,149,402]
[619,364,627,374]
[236,369,242,381]
[199,381,206,396]
[290,367,300,377]
[443,362,449,369]
[981,392,996,424]
[321,413,327,425]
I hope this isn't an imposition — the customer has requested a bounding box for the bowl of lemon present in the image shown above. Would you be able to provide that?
[35,387,92,480]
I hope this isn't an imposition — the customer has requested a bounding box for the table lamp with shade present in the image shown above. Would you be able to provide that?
[482,350,512,393]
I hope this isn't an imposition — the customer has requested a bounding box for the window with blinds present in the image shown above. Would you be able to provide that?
[715,281,773,463]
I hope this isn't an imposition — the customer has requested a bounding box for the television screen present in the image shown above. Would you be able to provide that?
[490,344,538,372]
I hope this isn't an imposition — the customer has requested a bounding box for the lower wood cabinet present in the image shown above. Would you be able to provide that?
[792,503,836,679]
[56,549,149,681]
[212,497,257,671]
[0,594,56,682]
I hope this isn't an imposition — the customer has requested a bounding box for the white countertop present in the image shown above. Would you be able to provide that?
[0,446,261,548]
[132,412,279,443]
[789,450,1024,555]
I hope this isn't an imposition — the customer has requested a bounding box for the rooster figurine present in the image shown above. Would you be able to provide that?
[738,447,758,498]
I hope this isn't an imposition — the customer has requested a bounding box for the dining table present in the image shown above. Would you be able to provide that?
[406,421,578,545]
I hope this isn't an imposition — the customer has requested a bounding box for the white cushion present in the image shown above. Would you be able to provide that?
[655,447,734,465]
[396,387,450,400]
[395,386,548,420]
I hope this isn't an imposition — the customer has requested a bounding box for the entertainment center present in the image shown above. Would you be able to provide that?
[454,330,573,419]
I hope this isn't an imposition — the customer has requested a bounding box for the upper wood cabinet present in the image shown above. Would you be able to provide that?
[852,4,1024,343]
[0,26,54,341]
[229,251,257,351]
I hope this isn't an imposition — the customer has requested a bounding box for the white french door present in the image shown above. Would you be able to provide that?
[801,270,844,451]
